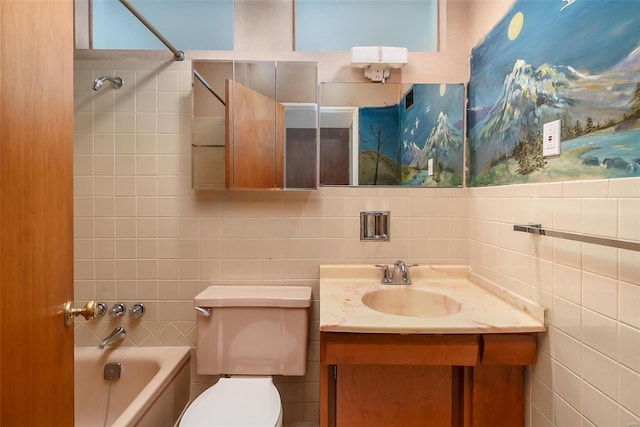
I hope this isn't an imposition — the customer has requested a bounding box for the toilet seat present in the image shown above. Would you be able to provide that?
[179,376,282,427]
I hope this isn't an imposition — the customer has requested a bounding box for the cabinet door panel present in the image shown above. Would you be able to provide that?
[471,365,524,427]
[226,79,282,189]
[337,365,454,427]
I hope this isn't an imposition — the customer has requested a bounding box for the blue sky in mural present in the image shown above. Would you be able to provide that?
[471,0,640,108]
[402,84,464,140]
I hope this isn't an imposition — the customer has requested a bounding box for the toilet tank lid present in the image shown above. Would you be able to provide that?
[195,285,312,308]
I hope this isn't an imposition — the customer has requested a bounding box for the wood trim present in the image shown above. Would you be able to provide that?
[0,1,3,417]
[462,367,473,427]
[480,334,536,365]
[321,332,479,366]
[319,364,332,427]
[471,366,524,427]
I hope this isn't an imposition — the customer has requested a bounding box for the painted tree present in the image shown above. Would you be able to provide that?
[585,117,595,133]
[360,122,388,185]
[513,131,545,175]
[574,120,583,137]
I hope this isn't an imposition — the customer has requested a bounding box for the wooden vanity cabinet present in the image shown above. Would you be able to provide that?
[320,332,536,427]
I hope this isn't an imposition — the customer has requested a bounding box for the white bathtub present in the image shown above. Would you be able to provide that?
[74,346,191,427]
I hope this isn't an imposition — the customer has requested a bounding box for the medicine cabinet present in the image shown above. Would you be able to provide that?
[192,60,318,190]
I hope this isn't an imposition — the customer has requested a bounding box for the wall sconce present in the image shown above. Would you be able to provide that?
[350,46,408,83]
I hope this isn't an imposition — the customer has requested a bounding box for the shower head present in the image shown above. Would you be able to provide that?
[92,76,124,91]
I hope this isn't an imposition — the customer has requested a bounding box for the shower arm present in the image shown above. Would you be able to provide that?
[118,0,185,61]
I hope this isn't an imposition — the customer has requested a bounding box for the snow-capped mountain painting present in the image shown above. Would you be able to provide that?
[469,0,640,186]
[358,83,464,186]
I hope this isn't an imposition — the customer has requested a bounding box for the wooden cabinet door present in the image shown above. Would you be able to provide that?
[225,79,284,189]
[336,365,455,427]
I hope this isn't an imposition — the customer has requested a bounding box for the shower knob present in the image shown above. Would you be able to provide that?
[129,303,145,319]
[108,303,126,317]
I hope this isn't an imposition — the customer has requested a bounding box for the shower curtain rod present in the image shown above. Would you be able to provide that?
[118,0,185,61]
[193,69,226,106]
[513,223,640,252]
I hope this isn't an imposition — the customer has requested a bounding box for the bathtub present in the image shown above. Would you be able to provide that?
[74,346,191,427]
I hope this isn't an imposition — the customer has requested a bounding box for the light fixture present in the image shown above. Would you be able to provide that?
[350,46,408,83]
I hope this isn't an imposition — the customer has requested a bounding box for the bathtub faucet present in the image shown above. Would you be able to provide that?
[99,326,126,350]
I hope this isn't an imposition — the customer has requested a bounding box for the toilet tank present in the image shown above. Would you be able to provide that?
[194,285,312,376]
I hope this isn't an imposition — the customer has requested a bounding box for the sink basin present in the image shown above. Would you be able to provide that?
[362,287,462,318]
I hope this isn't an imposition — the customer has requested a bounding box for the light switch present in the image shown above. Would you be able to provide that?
[427,158,434,176]
[543,119,561,157]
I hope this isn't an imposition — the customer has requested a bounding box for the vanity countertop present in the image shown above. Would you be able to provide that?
[319,264,547,334]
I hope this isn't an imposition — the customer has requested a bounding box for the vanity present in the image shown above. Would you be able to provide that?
[319,264,546,427]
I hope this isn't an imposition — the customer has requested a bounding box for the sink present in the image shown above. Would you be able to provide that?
[362,287,462,318]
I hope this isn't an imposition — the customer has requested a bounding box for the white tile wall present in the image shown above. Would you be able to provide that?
[469,181,640,426]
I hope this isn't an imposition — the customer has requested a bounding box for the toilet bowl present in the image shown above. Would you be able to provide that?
[179,377,282,427]
[180,285,311,427]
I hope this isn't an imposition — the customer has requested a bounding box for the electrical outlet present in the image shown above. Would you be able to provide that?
[543,119,561,157]
[427,158,434,176]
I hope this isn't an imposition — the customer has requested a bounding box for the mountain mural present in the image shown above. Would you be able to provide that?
[358,83,464,187]
[405,111,463,173]
[468,0,640,186]
[470,59,573,172]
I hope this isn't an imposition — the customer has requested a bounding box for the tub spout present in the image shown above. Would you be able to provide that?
[99,326,126,350]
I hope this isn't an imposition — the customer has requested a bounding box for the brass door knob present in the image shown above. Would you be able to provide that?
[64,300,99,326]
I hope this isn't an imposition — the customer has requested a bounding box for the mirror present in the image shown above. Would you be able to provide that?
[319,82,465,187]
[192,60,318,190]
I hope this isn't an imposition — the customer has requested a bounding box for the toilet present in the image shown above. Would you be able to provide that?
[180,285,312,427]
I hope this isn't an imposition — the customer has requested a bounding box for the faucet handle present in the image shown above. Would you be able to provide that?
[96,302,107,317]
[108,303,126,317]
[128,303,145,319]
[402,263,418,283]
[374,264,392,284]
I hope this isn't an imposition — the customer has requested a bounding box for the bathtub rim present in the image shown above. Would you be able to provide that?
[74,346,191,426]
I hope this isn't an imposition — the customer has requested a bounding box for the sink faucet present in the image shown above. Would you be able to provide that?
[99,326,126,350]
[390,260,413,285]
